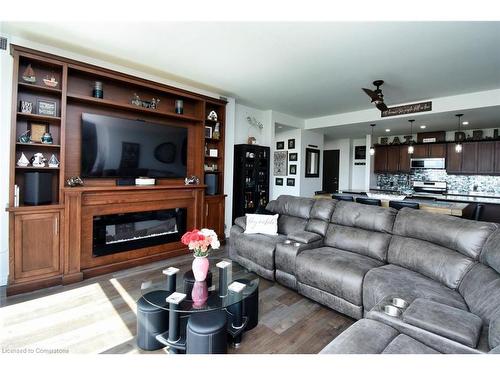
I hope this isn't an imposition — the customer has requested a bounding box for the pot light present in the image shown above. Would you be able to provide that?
[462,121,469,125]
[420,125,426,129]
[385,129,391,132]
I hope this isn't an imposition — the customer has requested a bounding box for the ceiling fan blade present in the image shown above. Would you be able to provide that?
[376,102,388,112]
[362,88,379,102]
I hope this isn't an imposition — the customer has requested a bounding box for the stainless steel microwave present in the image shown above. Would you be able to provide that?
[410,158,446,169]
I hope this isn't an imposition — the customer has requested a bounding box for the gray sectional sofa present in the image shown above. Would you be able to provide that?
[229,195,500,354]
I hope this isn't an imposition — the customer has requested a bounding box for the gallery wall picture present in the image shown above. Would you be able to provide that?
[289,153,298,161]
[286,178,295,186]
[288,139,295,149]
[276,141,285,150]
[273,151,288,176]
[289,164,296,175]
[275,178,283,186]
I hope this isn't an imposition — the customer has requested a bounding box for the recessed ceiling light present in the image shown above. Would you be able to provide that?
[420,125,426,129]
[385,129,390,132]
[278,125,283,128]
[462,121,469,125]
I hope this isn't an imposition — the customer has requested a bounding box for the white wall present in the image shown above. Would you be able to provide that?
[0,27,13,286]
[324,138,351,191]
[299,130,324,198]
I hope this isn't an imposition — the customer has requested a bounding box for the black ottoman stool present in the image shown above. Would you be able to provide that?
[227,278,259,331]
[186,310,227,354]
[136,291,169,351]
[183,270,213,297]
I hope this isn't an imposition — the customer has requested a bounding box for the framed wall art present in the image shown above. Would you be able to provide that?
[286,178,295,186]
[276,141,284,150]
[275,178,283,186]
[289,153,298,161]
[273,150,288,176]
[28,122,49,143]
[288,139,295,149]
[37,99,57,117]
[289,164,297,175]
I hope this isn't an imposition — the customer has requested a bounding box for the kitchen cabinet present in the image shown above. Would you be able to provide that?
[386,146,400,172]
[413,144,429,158]
[429,143,446,158]
[478,141,495,174]
[461,142,478,174]
[399,145,411,173]
[495,141,500,173]
[374,146,388,173]
[13,211,61,281]
[446,143,462,173]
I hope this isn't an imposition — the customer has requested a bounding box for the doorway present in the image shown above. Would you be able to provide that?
[322,150,340,193]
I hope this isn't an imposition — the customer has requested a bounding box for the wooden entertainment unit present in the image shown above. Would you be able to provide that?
[7,45,227,295]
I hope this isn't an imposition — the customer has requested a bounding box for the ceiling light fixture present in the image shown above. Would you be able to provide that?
[420,125,426,129]
[408,119,415,154]
[462,121,469,125]
[369,124,376,156]
[385,129,391,132]
[455,114,463,153]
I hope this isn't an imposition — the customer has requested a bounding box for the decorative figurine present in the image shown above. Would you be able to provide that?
[30,153,46,167]
[131,94,160,109]
[92,81,104,98]
[48,154,60,168]
[22,64,36,83]
[20,100,33,114]
[247,136,257,145]
[149,98,160,110]
[17,152,30,167]
[66,176,84,187]
[212,123,220,140]
[175,99,184,114]
[131,93,142,106]
[207,110,218,121]
[41,132,53,144]
[18,130,31,144]
[43,74,59,88]
[184,176,200,185]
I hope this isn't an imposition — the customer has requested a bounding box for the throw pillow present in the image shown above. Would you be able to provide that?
[244,214,279,235]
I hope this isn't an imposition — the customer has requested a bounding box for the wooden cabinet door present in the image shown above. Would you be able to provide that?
[373,147,388,173]
[461,142,478,174]
[386,146,400,172]
[14,212,61,281]
[428,143,446,158]
[205,196,225,239]
[399,145,411,172]
[446,143,462,173]
[477,141,495,174]
[413,144,429,158]
[495,141,500,173]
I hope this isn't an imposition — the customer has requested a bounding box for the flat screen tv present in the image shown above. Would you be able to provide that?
[81,113,188,178]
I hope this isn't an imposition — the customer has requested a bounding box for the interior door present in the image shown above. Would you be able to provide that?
[322,149,340,193]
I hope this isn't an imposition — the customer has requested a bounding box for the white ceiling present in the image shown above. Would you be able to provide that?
[320,105,500,139]
[4,22,500,119]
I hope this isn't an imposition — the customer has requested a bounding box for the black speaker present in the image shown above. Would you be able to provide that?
[205,174,218,195]
[24,172,52,205]
[116,178,135,186]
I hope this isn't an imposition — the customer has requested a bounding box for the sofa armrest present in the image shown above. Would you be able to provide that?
[402,298,483,348]
[234,216,246,230]
[287,230,322,244]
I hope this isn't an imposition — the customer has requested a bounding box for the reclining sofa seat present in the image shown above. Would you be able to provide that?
[229,195,319,280]
[295,201,397,319]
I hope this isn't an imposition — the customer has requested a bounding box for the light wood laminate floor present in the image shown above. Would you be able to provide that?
[0,249,354,354]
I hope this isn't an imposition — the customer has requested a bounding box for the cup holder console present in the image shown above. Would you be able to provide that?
[391,297,409,309]
[381,297,409,318]
[383,305,402,317]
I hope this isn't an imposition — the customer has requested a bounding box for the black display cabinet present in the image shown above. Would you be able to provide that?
[232,144,270,223]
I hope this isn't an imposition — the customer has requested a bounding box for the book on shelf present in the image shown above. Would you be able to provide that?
[14,185,20,207]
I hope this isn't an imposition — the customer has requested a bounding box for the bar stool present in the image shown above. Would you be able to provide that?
[389,201,420,210]
[332,194,354,202]
[136,291,170,351]
[356,197,382,206]
[473,204,485,221]
[186,310,228,354]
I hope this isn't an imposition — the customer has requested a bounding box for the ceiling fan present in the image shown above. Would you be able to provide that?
[362,80,388,112]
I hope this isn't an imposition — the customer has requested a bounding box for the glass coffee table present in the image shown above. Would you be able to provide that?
[140,257,259,352]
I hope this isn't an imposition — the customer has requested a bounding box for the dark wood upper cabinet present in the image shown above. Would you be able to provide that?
[386,146,400,172]
[413,144,429,158]
[461,142,478,174]
[446,143,462,174]
[428,143,446,158]
[399,145,411,173]
[477,141,495,174]
[374,146,388,173]
[495,141,500,174]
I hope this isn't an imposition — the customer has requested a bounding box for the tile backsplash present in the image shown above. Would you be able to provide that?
[376,170,500,194]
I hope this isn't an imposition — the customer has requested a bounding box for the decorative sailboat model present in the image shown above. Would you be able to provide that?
[43,74,59,88]
[22,64,36,83]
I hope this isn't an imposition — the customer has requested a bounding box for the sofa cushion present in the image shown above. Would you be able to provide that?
[402,298,483,348]
[480,228,500,274]
[363,264,468,312]
[490,310,500,350]
[278,215,308,235]
[382,334,440,354]
[305,199,337,236]
[234,216,246,230]
[324,223,391,262]
[296,247,383,306]
[234,232,287,270]
[287,231,322,244]
[458,263,500,324]
[393,207,497,259]
[275,239,322,275]
[266,195,314,219]
[388,235,475,289]
[320,319,399,354]
[331,201,397,234]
